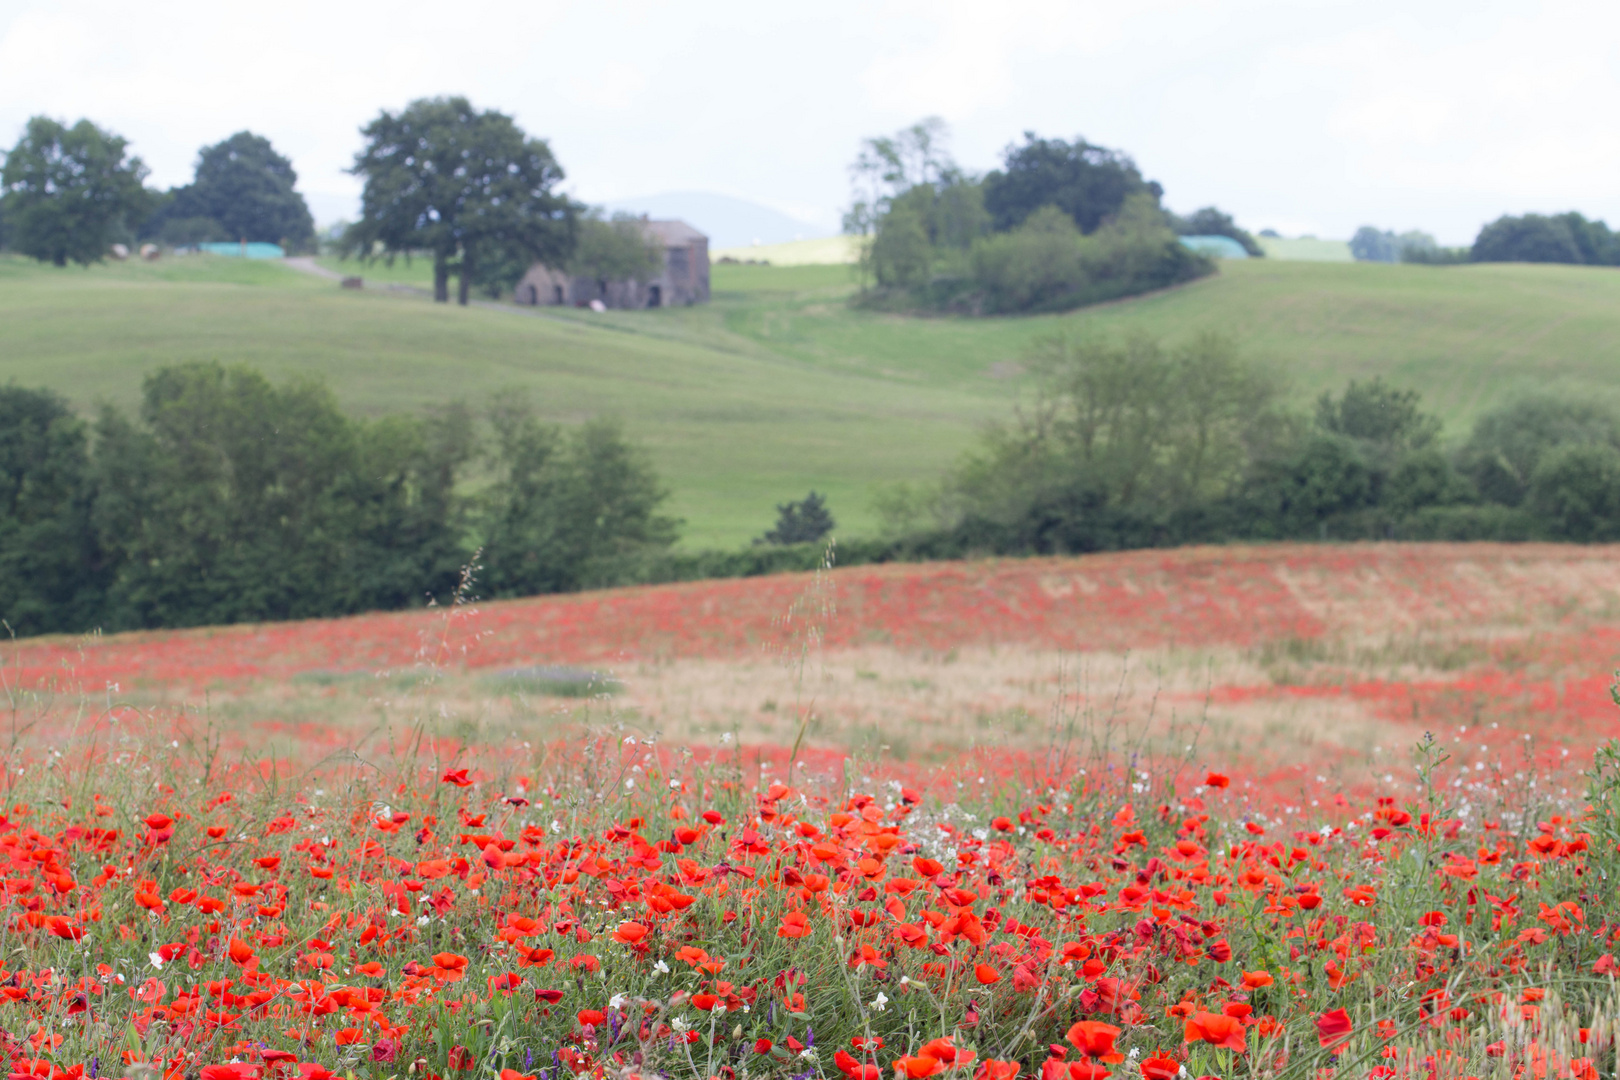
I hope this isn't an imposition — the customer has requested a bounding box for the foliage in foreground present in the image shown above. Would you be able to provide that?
[906,332,1620,556]
[0,714,1612,1080]
[0,364,675,636]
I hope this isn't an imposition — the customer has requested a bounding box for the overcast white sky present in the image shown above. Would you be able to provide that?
[1,0,1615,244]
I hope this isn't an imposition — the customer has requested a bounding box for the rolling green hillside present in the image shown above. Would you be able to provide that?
[5,252,1620,547]
[0,255,1008,547]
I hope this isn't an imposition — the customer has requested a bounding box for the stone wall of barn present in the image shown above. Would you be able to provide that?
[513,234,709,309]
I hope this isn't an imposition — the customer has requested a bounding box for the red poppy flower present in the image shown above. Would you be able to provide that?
[918,1037,973,1067]
[1066,1064,1111,1080]
[1067,1022,1124,1063]
[1184,1012,1246,1052]
[1139,1058,1179,1080]
[1317,1008,1353,1050]
[610,921,648,944]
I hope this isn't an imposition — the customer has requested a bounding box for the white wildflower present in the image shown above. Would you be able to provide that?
[870,992,889,1012]
[148,952,164,969]
[653,960,670,975]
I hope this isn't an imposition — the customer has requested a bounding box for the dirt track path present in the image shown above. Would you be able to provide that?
[283,255,343,281]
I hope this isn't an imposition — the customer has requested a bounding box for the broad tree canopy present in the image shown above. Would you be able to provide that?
[1,116,150,266]
[345,96,578,303]
[571,212,663,284]
[152,131,314,247]
[982,134,1162,235]
[1471,212,1620,265]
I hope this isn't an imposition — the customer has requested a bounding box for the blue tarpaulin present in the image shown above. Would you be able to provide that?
[1178,235,1249,259]
[195,242,286,259]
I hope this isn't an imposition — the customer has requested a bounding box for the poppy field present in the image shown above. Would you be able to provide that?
[2,543,1620,1080]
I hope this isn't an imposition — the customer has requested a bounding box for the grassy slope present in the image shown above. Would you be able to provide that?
[719,259,1620,429]
[0,256,1009,547]
[7,252,1620,546]
[314,253,437,288]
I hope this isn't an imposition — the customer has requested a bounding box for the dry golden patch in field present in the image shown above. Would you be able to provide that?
[6,544,1620,770]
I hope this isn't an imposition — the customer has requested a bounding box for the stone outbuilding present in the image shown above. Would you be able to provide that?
[515,218,710,309]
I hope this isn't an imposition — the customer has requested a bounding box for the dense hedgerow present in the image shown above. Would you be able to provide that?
[13,344,1620,639]
[0,366,674,637]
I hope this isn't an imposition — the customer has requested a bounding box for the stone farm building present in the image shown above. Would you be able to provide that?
[515,219,710,308]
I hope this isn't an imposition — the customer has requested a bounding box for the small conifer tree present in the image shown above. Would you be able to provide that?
[759,491,835,545]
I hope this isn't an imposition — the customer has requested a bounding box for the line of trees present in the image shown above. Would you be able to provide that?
[1353,211,1620,267]
[11,345,1620,639]
[0,365,678,637]
[873,333,1620,553]
[843,120,1233,315]
[0,119,322,262]
[0,99,669,307]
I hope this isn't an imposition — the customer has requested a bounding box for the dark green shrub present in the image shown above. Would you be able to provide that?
[0,387,105,635]
[759,492,835,546]
[477,405,678,597]
[1458,397,1620,506]
[1529,443,1620,541]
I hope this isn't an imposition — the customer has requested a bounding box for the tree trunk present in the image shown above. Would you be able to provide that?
[458,246,473,306]
[433,255,449,303]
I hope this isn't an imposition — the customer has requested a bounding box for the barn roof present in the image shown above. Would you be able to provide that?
[641,219,707,246]
[1178,234,1250,259]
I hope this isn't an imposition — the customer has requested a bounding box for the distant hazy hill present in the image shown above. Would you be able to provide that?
[600,191,828,248]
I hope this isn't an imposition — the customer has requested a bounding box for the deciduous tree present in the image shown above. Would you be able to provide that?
[570,212,662,287]
[982,134,1162,235]
[346,96,578,304]
[153,131,314,248]
[1,116,150,266]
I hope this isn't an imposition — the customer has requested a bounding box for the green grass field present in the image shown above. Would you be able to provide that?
[6,252,1620,547]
